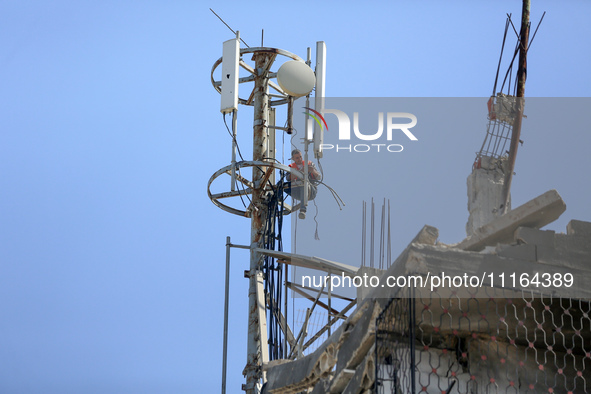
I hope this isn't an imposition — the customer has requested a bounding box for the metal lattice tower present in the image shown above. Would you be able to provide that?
[208,34,327,393]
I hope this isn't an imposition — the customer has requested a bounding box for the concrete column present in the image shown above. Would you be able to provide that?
[466,156,510,235]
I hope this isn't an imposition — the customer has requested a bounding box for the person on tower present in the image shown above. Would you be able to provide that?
[284,149,320,201]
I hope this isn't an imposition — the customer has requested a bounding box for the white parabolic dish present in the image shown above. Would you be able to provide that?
[277,61,316,97]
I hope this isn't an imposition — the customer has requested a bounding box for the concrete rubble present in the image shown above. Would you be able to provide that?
[262,190,591,392]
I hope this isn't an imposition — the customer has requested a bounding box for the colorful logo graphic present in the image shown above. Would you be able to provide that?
[303,107,329,131]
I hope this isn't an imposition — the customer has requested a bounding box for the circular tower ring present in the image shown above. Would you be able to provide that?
[207,160,304,218]
[211,47,305,107]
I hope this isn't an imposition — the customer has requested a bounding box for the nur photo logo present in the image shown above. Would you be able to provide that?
[306,106,418,153]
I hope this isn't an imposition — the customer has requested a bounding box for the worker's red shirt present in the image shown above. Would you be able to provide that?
[288,161,319,181]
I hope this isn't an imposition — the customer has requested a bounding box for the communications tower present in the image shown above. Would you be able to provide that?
[208,32,327,393]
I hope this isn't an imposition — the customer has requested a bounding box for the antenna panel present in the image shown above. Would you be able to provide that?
[314,41,326,159]
[220,38,239,113]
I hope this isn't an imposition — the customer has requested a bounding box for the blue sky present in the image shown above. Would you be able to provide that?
[1,1,590,393]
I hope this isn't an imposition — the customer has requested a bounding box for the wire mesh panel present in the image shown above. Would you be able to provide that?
[293,308,346,356]
[375,287,414,393]
[375,283,591,393]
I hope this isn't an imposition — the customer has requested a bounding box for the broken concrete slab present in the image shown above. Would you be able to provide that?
[262,296,383,393]
[567,219,591,238]
[458,189,566,251]
[411,224,439,245]
[329,302,381,393]
[511,226,556,261]
[342,349,375,394]
[553,233,591,268]
[496,242,537,261]
[308,378,330,394]
[262,324,344,394]
[327,369,355,394]
[514,226,556,246]
[510,225,591,269]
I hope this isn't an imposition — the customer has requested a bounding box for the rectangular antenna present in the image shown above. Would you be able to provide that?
[221,36,240,114]
[314,41,326,159]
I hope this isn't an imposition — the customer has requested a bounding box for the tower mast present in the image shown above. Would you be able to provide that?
[209,37,322,392]
[244,51,273,394]
[501,0,530,213]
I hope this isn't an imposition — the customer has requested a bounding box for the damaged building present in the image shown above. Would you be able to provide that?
[262,191,591,393]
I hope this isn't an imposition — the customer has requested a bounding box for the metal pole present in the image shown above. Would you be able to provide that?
[501,0,530,214]
[283,264,288,358]
[230,109,238,192]
[244,51,272,394]
[286,97,293,135]
[327,274,331,337]
[299,48,313,220]
[409,287,416,394]
[222,236,231,394]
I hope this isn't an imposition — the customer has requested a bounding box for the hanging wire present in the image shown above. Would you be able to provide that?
[316,157,345,209]
[234,177,248,209]
[263,175,287,359]
[235,166,252,206]
[289,124,298,153]
[223,113,245,161]
[312,199,320,240]
[316,156,325,181]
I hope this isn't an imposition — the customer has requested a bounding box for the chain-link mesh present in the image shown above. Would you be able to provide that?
[376,287,413,393]
[376,282,591,393]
